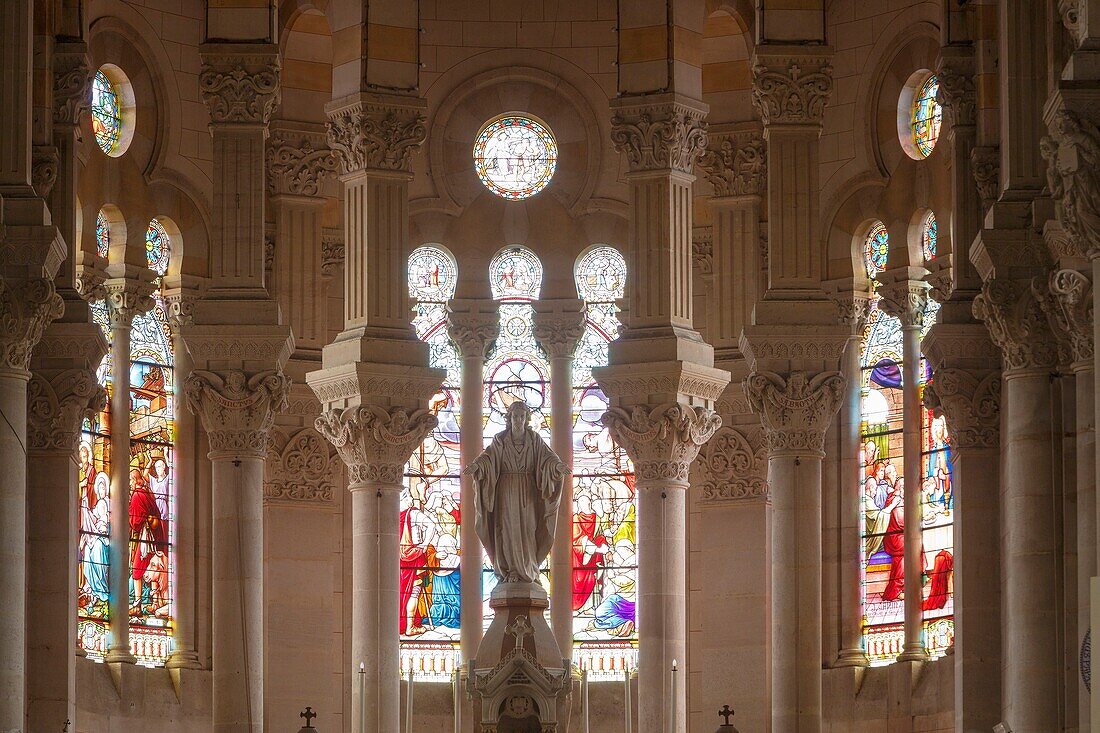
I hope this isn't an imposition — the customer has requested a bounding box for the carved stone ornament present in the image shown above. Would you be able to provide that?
[532,311,587,359]
[163,292,196,330]
[742,370,846,456]
[970,146,1000,209]
[877,279,931,329]
[692,227,713,276]
[609,99,709,174]
[935,62,976,129]
[186,370,291,459]
[1043,109,1100,259]
[266,129,339,196]
[326,99,426,174]
[265,427,338,503]
[693,424,768,502]
[448,312,500,359]
[321,230,344,279]
[830,291,872,331]
[32,145,59,199]
[103,278,156,330]
[1061,0,1083,48]
[27,368,105,452]
[53,50,93,127]
[751,56,833,126]
[923,368,1001,450]
[314,405,437,487]
[1034,268,1094,366]
[199,55,281,125]
[972,278,1060,372]
[600,403,722,483]
[698,129,766,197]
[0,277,64,373]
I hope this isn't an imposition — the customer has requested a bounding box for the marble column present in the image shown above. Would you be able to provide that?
[448,300,499,664]
[533,300,587,659]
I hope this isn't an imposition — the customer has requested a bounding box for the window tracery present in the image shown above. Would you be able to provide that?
[473,115,558,200]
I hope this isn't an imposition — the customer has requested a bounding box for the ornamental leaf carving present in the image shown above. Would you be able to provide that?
[0,278,64,373]
[266,129,339,196]
[935,63,976,128]
[186,369,291,459]
[27,368,105,452]
[877,279,930,329]
[314,405,437,487]
[53,51,92,126]
[751,58,833,126]
[742,370,846,456]
[326,101,426,173]
[698,129,766,197]
[199,57,281,124]
[600,403,721,483]
[265,428,338,503]
[971,146,1000,210]
[972,278,1059,372]
[924,369,1001,450]
[1033,268,1094,365]
[693,425,768,502]
[532,310,587,359]
[448,312,500,359]
[610,101,709,174]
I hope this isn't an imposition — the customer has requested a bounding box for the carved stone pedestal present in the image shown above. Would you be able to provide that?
[469,582,571,733]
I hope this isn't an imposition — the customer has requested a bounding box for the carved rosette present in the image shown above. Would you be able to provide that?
[972,278,1060,373]
[102,279,156,330]
[186,370,291,459]
[970,146,1000,210]
[924,368,1001,450]
[935,62,976,129]
[743,371,846,456]
[698,129,766,197]
[1034,268,1094,367]
[0,278,64,374]
[1043,109,1100,259]
[321,230,344,280]
[314,405,437,488]
[198,54,280,125]
[32,145,59,199]
[600,403,722,484]
[265,428,338,503]
[27,369,105,452]
[609,99,709,175]
[52,49,93,127]
[532,311,587,359]
[326,99,426,174]
[751,56,833,126]
[266,129,339,196]
[693,424,768,502]
[448,312,500,360]
[877,280,931,329]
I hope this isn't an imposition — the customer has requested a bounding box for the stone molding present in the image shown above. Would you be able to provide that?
[600,403,721,483]
[698,128,766,197]
[739,331,847,363]
[52,47,92,127]
[1034,268,1094,366]
[199,51,280,125]
[1043,108,1100,259]
[449,311,500,360]
[102,277,156,330]
[877,278,931,328]
[595,367,729,404]
[609,95,709,175]
[924,368,1001,450]
[532,310,588,359]
[751,54,833,126]
[692,226,713,276]
[970,146,1000,210]
[186,369,291,459]
[32,145,59,199]
[314,405,437,487]
[321,229,344,279]
[326,94,427,174]
[27,368,105,452]
[266,127,339,197]
[935,57,976,129]
[265,427,338,503]
[972,278,1060,372]
[0,278,64,373]
[743,370,846,456]
[693,424,768,502]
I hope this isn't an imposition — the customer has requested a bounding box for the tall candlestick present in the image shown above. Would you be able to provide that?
[358,662,366,733]
[670,660,678,733]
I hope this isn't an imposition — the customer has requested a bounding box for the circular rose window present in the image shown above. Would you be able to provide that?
[473,114,558,200]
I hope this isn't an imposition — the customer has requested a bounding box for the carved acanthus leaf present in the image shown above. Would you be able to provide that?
[970,146,1000,210]
[600,403,722,483]
[53,50,92,126]
[199,55,281,125]
[266,129,338,196]
[102,278,156,330]
[532,310,587,359]
[692,227,713,276]
[972,278,1060,372]
[935,63,976,128]
[0,278,64,373]
[610,99,709,174]
[314,405,437,487]
[32,145,59,199]
[448,312,500,359]
[924,369,1001,450]
[27,368,105,452]
[326,99,426,173]
[751,56,833,126]
[265,427,338,503]
[321,230,344,279]
[698,129,766,197]
[1034,268,1094,366]
[186,370,291,459]
[877,279,931,329]
[743,370,846,456]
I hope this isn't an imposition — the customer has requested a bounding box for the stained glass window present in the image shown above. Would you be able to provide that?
[91,69,122,156]
[401,246,462,680]
[571,247,636,677]
[921,211,937,262]
[473,115,558,200]
[911,75,942,158]
[95,210,110,258]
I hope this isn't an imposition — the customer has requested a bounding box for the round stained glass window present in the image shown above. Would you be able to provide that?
[473,114,557,200]
[909,74,942,159]
[864,222,888,277]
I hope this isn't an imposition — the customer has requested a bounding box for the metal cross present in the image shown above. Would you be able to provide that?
[718,706,735,726]
[507,615,533,650]
[300,707,317,728]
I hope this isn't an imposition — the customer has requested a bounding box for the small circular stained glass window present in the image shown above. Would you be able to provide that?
[91,69,122,156]
[910,74,942,159]
[473,114,557,200]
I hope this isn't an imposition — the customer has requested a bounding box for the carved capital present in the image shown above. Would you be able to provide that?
[52,48,93,127]
[326,96,427,174]
[199,51,280,125]
[693,424,768,502]
[0,278,64,373]
[448,311,500,360]
[751,54,833,126]
[972,278,1060,372]
[162,291,196,331]
[692,227,713,276]
[266,128,338,196]
[27,368,105,452]
[1034,268,1094,366]
[532,310,587,359]
[102,278,156,330]
[600,403,721,484]
[610,96,709,175]
[829,291,872,331]
[924,368,1001,450]
[877,279,931,328]
[186,370,291,459]
[743,370,846,456]
[32,145,59,199]
[314,405,437,487]
[1043,109,1100,259]
[1061,0,1083,48]
[321,230,344,280]
[935,60,976,129]
[265,427,338,503]
[971,146,1000,210]
[698,128,766,197]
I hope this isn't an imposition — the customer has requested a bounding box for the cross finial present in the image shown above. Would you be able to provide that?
[718,706,735,726]
[301,707,317,728]
[507,615,533,650]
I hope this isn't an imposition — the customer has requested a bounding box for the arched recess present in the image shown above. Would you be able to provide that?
[278,4,334,125]
[701,6,755,124]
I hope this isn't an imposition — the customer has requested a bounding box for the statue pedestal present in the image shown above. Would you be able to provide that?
[469,581,572,733]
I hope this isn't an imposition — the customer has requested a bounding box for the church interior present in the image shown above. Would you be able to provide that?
[1,0,1095,731]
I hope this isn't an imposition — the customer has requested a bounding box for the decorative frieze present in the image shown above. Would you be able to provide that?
[1034,268,1094,366]
[264,427,338,503]
[693,424,768,502]
[27,369,104,452]
[600,403,721,483]
[0,278,64,373]
[970,146,1000,210]
[609,96,709,175]
[972,278,1060,372]
[742,370,846,456]
[314,405,437,487]
[751,55,833,127]
[266,129,338,197]
[198,52,281,125]
[186,370,291,459]
[326,96,427,174]
[698,129,766,197]
[1043,109,1100,259]
[924,368,1001,450]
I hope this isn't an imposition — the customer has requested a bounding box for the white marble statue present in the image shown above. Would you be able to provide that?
[464,401,566,583]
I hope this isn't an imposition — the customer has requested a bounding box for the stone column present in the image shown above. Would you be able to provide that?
[972,278,1061,733]
[25,328,105,730]
[533,300,587,659]
[877,273,931,662]
[448,300,499,664]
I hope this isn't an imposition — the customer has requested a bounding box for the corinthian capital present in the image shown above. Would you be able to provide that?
[448,310,500,360]
[314,405,437,488]
[610,94,709,175]
[743,370,846,456]
[972,278,1060,372]
[970,146,1000,210]
[199,48,280,125]
[924,368,1000,450]
[935,56,976,129]
[698,128,766,197]
[52,46,92,127]
[27,369,105,453]
[0,278,64,374]
[532,306,587,359]
[186,369,291,459]
[326,94,427,174]
[877,278,931,329]
[751,53,833,126]
[1033,268,1094,366]
[600,403,722,484]
[266,127,339,196]
[102,277,156,330]
[1043,109,1100,259]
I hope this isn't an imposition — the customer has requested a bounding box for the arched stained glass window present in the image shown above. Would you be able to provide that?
[921,211,937,262]
[911,75,942,158]
[571,247,637,675]
[401,246,462,678]
[864,222,888,277]
[95,209,110,258]
[92,69,122,156]
[473,115,558,200]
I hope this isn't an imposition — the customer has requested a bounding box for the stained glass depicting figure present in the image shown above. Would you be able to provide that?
[401,246,463,679]
[92,69,122,155]
[912,75,942,158]
[921,212,937,262]
[96,209,110,258]
[473,115,558,200]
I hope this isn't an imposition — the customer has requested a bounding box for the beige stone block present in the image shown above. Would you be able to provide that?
[422,19,463,47]
[517,21,572,47]
[462,20,518,47]
[569,20,614,47]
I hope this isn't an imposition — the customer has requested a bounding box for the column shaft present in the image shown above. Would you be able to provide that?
[0,371,29,730]
[549,353,574,659]
[0,0,32,188]
[899,324,926,661]
[460,353,485,663]
[835,333,868,666]
[105,323,135,663]
[1076,364,1095,730]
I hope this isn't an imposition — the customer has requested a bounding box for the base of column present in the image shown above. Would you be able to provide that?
[104,647,136,665]
[166,649,202,670]
[833,648,870,668]
[897,643,929,663]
